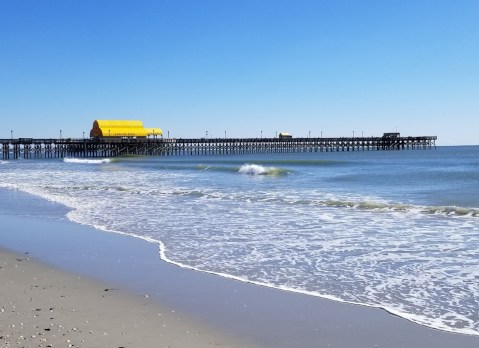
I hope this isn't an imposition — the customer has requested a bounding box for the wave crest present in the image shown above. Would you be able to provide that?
[319,199,478,217]
[64,158,111,164]
[425,205,479,217]
[238,164,287,176]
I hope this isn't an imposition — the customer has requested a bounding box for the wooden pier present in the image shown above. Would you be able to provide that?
[0,135,437,160]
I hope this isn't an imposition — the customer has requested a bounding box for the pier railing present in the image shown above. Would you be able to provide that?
[0,136,437,159]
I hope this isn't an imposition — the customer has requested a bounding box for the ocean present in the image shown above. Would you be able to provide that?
[1,146,478,336]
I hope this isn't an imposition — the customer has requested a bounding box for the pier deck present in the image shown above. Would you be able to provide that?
[0,136,437,159]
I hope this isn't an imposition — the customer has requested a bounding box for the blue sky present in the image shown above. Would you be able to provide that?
[1,0,478,144]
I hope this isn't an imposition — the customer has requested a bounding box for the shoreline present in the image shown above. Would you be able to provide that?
[1,188,479,347]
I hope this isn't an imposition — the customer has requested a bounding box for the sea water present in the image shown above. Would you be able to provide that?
[1,147,478,335]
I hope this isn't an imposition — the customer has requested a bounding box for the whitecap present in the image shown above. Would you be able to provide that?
[238,164,286,176]
[64,158,111,164]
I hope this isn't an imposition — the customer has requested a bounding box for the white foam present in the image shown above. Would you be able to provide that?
[64,158,111,164]
[238,164,269,175]
[238,163,286,175]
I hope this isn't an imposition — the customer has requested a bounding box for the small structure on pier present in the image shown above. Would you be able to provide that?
[279,132,292,139]
[383,132,400,138]
[90,120,162,138]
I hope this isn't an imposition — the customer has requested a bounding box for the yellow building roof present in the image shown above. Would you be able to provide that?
[90,120,162,137]
[93,120,144,129]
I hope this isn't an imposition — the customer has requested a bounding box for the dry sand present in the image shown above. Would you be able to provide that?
[0,248,256,348]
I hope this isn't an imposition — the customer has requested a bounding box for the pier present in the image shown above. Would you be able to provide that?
[0,135,437,159]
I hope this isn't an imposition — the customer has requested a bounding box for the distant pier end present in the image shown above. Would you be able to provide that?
[1,133,437,159]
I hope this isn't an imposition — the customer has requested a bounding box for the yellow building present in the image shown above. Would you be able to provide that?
[90,120,163,138]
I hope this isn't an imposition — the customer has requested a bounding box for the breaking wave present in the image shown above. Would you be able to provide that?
[318,200,479,217]
[64,158,112,164]
[238,164,288,176]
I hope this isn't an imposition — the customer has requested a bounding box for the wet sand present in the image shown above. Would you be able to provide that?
[0,248,255,348]
[1,189,479,347]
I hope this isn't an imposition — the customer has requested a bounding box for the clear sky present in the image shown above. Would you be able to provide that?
[1,0,478,144]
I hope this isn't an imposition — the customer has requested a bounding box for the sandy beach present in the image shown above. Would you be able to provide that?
[1,189,479,348]
[0,248,257,348]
